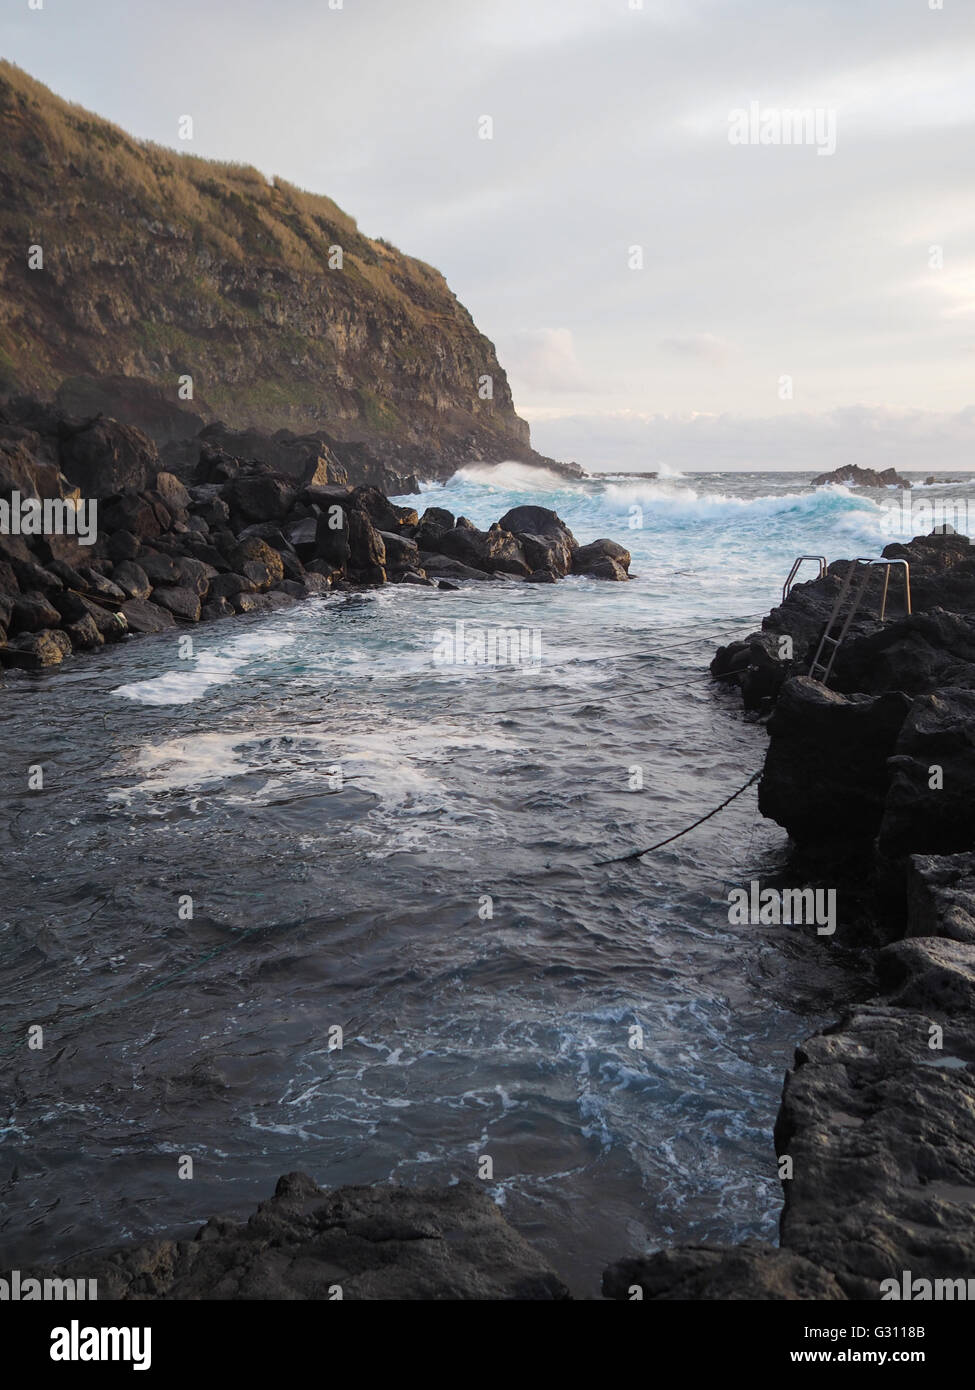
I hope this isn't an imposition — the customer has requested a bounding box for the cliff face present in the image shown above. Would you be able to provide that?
[0,62,537,471]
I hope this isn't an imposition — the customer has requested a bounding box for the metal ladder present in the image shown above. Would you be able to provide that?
[808,557,911,685]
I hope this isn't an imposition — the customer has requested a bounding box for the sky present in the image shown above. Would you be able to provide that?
[3,0,975,470]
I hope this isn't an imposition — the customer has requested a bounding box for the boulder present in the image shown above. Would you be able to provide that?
[11,592,61,633]
[139,553,180,587]
[497,505,576,546]
[119,598,176,633]
[209,573,259,601]
[10,557,63,593]
[65,613,105,650]
[352,485,412,535]
[100,495,163,541]
[154,471,192,511]
[111,560,152,601]
[518,533,574,578]
[201,596,236,622]
[151,586,202,622]
[57,416,159,496]
[436,525,530,577]
[106,529,142,562]
[171,555,218,598]
[347,509,386,585]
[572,539,631,579]
[0,628,73,668]
[224,474,296,525]
[418,553,492,583]
[314,503,351,569]
[75,566,126,602]
[378,530,421,572]
[230,538,285,587]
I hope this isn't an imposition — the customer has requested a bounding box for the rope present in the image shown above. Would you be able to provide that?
[593,770,763,866]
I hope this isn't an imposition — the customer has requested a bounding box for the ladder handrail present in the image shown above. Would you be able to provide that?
[782,555,827,602]
[868,557,912,621]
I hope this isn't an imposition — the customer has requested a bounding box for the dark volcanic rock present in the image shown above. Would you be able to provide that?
[111,560,152,601]
[0,628,72,668]
[346,509,386,585]
[436,525,530,578]
[831,609,975,697]
[775,1001,975,1299]
[879,688,975,858]
[603,1244,845,1301]
[879,935,975,1014]
[101,494,163,541]
[40,1172,570,1301]
[419,553,492,583]
[224,473,296,525]
[572,539,631,581]
[57,415,160,497]
[11,592,61,633]
[378,530,421,573]
[65,612,105,650]
[119,598,176,633]
[208,573,259,601]
[811,464,911,489]
[907,853,975,946]
[759,677,912,848]
[151,586,202,623]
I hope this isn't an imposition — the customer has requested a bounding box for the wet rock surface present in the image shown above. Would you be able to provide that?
[0,402,630,674]
[35,1173,571,1301]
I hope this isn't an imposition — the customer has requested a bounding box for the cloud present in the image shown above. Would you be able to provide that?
[498,328,591,394]
[658,334,738,365]
[3,0,975,428]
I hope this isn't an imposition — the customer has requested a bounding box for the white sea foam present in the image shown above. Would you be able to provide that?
[112,628,297,705]
[107,717,520,853]
[453,460,583,493]
[602,479,881,523]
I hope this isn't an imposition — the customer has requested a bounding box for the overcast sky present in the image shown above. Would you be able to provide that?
[5,0,975,469]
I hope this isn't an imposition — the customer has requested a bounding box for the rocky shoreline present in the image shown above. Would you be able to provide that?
[627,529,975,1300]
[0,400,628,673]
[28,1174,571,1301]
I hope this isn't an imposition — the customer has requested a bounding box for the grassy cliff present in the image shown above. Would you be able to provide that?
[0,62,534,463]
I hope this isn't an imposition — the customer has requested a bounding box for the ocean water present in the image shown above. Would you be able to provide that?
[1,467,969,1296]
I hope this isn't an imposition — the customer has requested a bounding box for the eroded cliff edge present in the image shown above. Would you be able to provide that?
[0,62,561,480]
